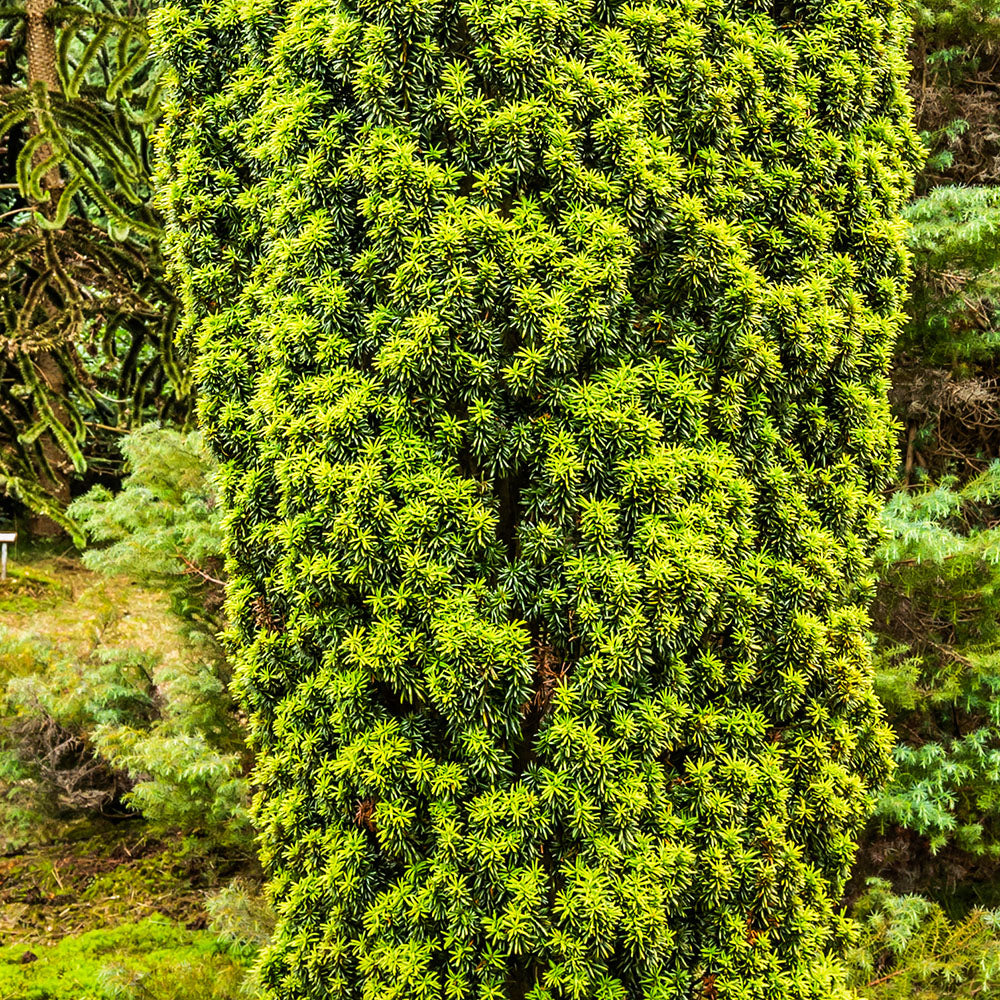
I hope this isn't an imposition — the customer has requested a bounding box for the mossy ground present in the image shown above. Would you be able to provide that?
[0,544,191,666]
[0,916,248,1000]
[0,833,252,1000]
[0,552,256,999]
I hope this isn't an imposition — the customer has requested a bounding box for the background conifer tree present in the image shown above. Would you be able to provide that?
[155,1,922,997]
[0,0,189,536]
[852,0,1000,906]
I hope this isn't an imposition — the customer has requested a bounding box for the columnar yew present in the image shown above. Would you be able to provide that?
[154,1,920,997]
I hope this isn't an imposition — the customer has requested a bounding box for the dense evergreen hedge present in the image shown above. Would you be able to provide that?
[154,0,921,997]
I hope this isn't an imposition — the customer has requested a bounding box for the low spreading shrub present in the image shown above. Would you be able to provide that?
[846,878,1000,999]
[872,464,1000,855]
[0,627,249,847]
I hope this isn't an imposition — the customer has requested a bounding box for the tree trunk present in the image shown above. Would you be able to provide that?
[25,0,61,193]
[24,0,70,537]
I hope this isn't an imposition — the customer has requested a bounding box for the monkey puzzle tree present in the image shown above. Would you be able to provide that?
[0,0,189,535]
[155,0,921,997]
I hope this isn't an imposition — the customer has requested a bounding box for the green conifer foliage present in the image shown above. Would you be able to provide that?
[155,1,922,997]
[0,0,190,535]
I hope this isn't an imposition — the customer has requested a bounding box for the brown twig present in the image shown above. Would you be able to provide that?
[176,552,225,587]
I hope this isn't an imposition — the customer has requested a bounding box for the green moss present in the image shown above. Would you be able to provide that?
[0,829,253,949]
[0,566,66,616]
[0,918,248,1000]
[80,836,228,906]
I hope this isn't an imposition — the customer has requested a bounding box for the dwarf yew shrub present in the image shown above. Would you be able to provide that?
[154,0,921,996]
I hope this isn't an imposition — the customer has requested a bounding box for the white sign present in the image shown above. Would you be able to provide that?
[0,532,14,580]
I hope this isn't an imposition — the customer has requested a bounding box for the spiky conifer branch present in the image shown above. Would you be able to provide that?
[0,0,188,536]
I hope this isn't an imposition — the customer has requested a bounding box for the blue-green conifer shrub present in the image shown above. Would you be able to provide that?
[154,1,922,997]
